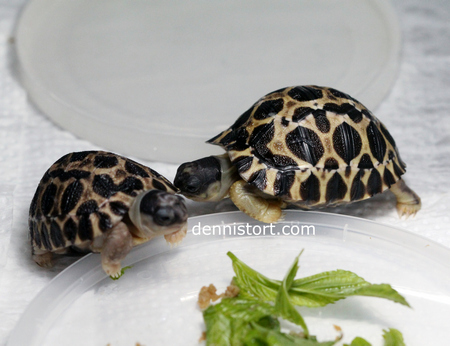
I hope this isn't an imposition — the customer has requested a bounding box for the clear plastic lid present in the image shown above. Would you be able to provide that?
[15,0,401,163]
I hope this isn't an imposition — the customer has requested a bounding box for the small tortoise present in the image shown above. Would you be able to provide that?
[174,85,421,223]
[29,151,188,277]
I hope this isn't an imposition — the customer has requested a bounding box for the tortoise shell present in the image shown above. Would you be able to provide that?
[208,85,406,207]
[29,151,177,253]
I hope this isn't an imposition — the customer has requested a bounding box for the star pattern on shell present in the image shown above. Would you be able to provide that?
[208,85,406,208]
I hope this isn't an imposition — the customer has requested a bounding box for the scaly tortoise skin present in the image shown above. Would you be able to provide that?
[174,85,421,223]
[29,151,188,277]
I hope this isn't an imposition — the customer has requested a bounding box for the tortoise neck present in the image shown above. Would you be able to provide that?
[213,154,239,200]
[127,192,148,239]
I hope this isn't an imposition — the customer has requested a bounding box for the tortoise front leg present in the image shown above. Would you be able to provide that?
[229,180,285,223]
[101,221,133,278]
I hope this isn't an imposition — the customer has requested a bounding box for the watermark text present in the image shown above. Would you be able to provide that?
[192,222,315,236]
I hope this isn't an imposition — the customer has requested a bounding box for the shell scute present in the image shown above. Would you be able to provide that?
[49,220,65,248]
[287,86,323,102]
[332,122,362,165]
[94,154,119,169]
[253,98,284,120]
[350,171,365,201]
[125,160,150,178]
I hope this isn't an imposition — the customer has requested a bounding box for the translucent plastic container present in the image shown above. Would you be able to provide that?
[7,211,450,345]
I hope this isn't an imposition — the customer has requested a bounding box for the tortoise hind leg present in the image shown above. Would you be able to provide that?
[33,246,73,268]
[33,250,54,268]
[229,180,285,223]
[390,179,421,218]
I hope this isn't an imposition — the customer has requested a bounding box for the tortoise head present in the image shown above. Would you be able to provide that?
[128,190,187,239]
[174,155,237,202]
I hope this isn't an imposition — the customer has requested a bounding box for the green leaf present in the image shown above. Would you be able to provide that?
[343,328,405,346]
[203,306,231,346]
[245,321,338,346]
[344,336,372,346]
[343,329,406,346]
[274,251,309,336]
[203,297,276,346]
[207,298,276,323]
[353,285,410,308]
[242,318,281,346]
[265,332,338,346]
[382,328,405,346]
[228,252,409,310]
[290,270,410,308]
[227,251,280,302]
[109,265,132,280]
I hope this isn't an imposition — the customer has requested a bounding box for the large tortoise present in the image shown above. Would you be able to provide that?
[174,85,421,223]
[29,151,188,278]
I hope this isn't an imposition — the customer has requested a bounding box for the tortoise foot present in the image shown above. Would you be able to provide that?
[391,179,421,219]
[164,225,187,246]
[33,251,54,268]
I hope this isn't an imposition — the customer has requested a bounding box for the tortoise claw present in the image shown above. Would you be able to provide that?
[396,202,421,219]
[164,225,187,247]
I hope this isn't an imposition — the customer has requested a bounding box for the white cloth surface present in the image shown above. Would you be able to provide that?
[0,0,449,344]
